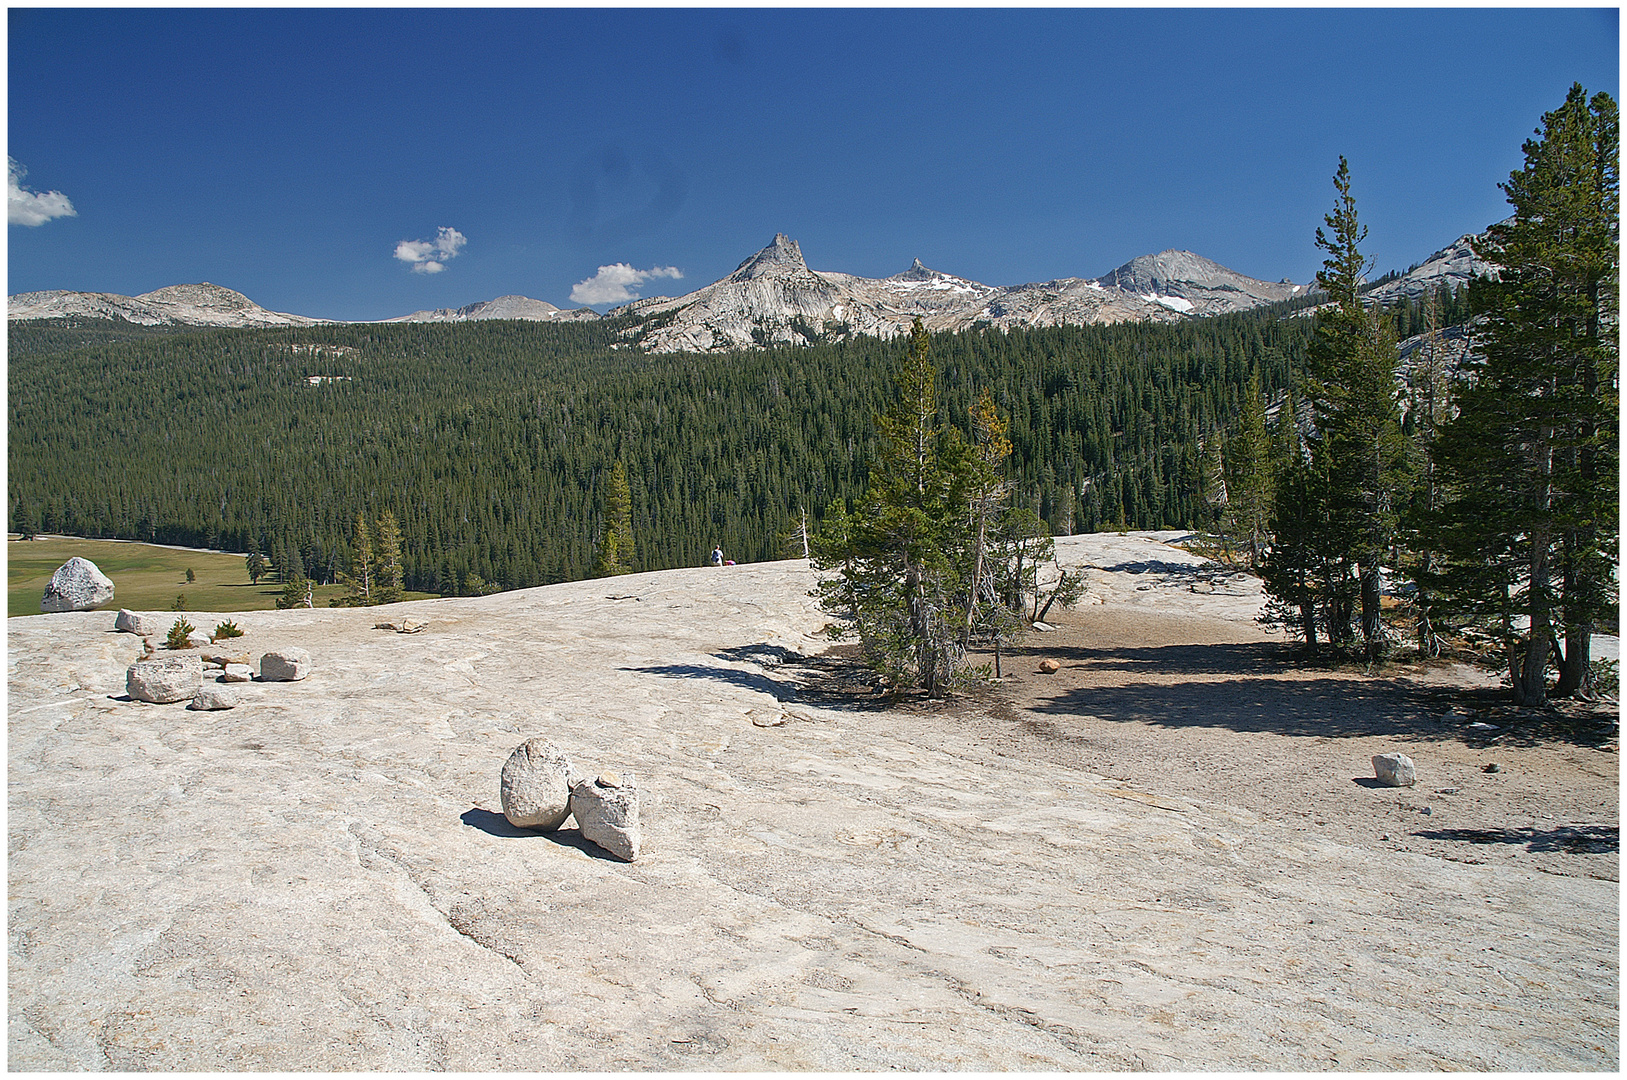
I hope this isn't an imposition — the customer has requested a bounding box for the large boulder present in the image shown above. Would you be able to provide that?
[1373,752,1417,788]
[126,654,203,704]
[40,558,115,612]
[499,738,575,831]
[114,609,166,636]
[570,771,642,861]
[259,649,311,681]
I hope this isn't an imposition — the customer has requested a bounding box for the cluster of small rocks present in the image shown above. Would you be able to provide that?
[114,608,311,712]
[499,737,642,861]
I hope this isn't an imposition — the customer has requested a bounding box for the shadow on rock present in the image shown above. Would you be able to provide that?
[1033,674,1454,740]
[626,663,799,701]
[1008,640,1291,678]
[458,809,623,860]
[1414,824,1619,855]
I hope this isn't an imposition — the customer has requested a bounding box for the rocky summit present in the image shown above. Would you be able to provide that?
[1094,249,1306,316]
[7,283,323,328]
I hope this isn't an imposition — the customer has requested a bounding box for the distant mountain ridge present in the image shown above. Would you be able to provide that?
[9,229,1480,351]
[7,282,322,328]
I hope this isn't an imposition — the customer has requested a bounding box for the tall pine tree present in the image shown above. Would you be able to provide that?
[1435,85,1618,704]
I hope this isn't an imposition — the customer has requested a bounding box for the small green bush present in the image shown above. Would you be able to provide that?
[165,617,196,650]
[212,620,244,641]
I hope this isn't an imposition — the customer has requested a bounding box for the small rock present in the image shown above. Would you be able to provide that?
[597,770,622,788]
[126,654,203,704]
[221,663,254,683]
[499,738,575,830]
[1030,621,1057,632]
[1038,659,1061,674]
[200,650,249,667]
[1190,580,1215,594]
[1483,763,1501,773]
[115,609,166,636]
[259,649,311,681]
[189,686,240,711]
[1372,752,1417,787]
[41,557,115,612]
[1467,721,1499,731]
[184,631,212,649]
[570,773,641,861]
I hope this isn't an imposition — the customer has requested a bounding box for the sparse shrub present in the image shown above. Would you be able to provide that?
[212,620,244,642]
[165,617,196,650]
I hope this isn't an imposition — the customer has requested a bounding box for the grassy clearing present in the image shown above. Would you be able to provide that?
[8,536,435,617]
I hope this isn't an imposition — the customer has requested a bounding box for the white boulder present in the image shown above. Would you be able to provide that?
[499,738,575,830]
[127,654,203,704]
[221,663,255,683]
[259,649,311,681]
[1373,752,1417,788]
[570,771,642,861]
[114,609,166,636]
[189,686,240,711]
[41,557,115,612]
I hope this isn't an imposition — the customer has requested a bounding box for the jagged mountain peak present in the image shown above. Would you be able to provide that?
[890,258,938,282]
[728,233,809,281]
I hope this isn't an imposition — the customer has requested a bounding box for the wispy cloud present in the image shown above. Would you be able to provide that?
[8,158,76,227]
[570,263,683,305]
[394,226,467,273]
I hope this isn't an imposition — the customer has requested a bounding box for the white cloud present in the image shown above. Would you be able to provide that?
[394,226,466,273]
[8,158,76,227]
[570,263,683,305]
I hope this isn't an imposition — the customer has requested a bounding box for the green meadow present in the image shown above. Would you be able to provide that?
[9,536,434,617]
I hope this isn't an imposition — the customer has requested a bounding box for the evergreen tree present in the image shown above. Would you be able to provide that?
[1268,157,1407,658]
[814,319,978,696]
[591,461,634,577]
[373,510,405,603]
[335,511,375,605]
[1435,85,1619,704]
[1221,374,1272,569]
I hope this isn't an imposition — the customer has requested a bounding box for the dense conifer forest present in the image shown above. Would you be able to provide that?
[13,305,1328,594]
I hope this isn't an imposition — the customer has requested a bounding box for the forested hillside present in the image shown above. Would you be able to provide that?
[10,309,1319,594]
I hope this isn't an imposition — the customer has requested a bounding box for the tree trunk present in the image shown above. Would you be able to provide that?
[1557,624,1594,699]
[1522,527,1552,707]
[1359,561,1383,661]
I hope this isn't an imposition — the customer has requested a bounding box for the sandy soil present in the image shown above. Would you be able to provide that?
[7,532,1618,1070]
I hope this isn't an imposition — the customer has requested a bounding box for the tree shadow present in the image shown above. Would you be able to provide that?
[1009,640,1292,678]
[1414,824,1618,855]
[715,643,804,667]
[458,808,622,861]
[625,663,800,701]
[1031,669,1458,740]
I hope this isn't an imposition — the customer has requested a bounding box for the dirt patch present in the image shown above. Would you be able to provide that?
[952,603,1619,883]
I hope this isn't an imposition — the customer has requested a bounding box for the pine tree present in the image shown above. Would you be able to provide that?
[814,319,979,696]
[1221,374,1272,569]
[374,510,405,603]
[1436,85,1619,704]
[1285,157,1408,659]
[335,511,375,605]
[591,461,634,577]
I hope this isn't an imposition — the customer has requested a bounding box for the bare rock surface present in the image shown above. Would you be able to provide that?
[8,535,1616,1070]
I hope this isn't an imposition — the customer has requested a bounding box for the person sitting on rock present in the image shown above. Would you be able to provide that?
[710,546,724,567]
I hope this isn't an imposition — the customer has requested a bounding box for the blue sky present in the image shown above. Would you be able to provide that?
[7,7,1619,321]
